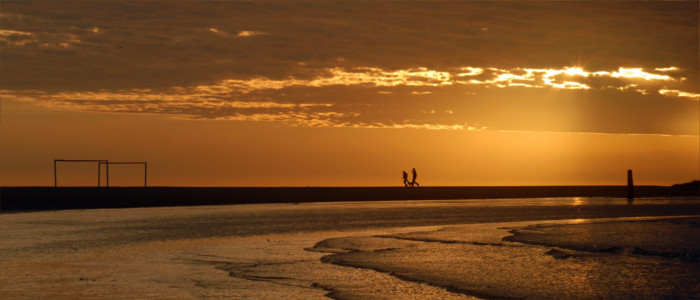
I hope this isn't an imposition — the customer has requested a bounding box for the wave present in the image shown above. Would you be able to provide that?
[503,217,700,262]
[312,219,700,299]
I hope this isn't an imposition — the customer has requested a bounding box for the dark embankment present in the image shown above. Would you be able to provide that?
[1,185,698,211]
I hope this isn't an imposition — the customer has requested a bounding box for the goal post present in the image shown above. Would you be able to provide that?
[54,159,147,187]
[98,161,147,187]
[54,159,108,187]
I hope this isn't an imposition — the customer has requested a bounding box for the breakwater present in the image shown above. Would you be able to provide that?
[1,186,698,211]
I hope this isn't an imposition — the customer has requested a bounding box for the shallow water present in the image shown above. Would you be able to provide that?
[1,198,699,299]
[316,218,700,299]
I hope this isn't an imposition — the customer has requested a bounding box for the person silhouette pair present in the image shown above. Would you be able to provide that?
[402,168,419,187]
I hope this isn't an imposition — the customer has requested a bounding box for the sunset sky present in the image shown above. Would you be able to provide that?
[1,1,698,187]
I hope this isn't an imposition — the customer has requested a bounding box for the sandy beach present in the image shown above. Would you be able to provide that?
[1,198,699,299]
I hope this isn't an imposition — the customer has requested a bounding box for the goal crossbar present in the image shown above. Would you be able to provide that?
[98,161,147,187]
[54,159,108,187]
[54,159,147,187]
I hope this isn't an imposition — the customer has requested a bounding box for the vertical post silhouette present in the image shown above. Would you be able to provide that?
[627,169,634,202]
[98,161,147,187]
[54,159,145,187]
[54,159,108,187]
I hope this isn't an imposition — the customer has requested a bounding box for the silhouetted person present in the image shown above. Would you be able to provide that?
[402,171,409,187]
[411,168,419,187]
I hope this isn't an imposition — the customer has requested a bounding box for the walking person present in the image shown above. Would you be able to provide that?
[402,171,409,187]
[411,168,419,187]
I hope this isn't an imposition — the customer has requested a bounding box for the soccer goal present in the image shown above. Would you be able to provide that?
[98,161,147,187]
[54,159,147,187]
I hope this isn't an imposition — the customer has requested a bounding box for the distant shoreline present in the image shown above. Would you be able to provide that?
[1,185,698,211]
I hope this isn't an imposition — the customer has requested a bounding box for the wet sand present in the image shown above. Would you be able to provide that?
[1,198,699,299]
[318,218,700,299]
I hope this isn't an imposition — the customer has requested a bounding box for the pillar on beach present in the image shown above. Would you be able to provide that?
[627,169,634,200]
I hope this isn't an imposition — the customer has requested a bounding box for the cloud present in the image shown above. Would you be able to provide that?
[655,67,679,72]
[0,1,697,135]
[2,1,697,90]
[199,65,692,98]
[208,27,265,38]
[609,68,673,81]
[236,30,264,37]
[0,29,32,37]
[659,89,700,99]
[0,28,81,48]
[2,63,697,136]
[0,29,34,46]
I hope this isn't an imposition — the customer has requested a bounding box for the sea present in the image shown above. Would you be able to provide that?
[1,197,699,299]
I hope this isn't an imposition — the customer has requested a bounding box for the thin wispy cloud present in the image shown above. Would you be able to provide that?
[208,27,265,38]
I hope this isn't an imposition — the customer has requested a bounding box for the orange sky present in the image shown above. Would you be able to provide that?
[1,1,698,187]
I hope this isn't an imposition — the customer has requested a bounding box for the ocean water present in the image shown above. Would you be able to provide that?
[1,198,699,299]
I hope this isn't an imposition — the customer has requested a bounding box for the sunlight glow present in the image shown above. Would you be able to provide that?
[457,67,484,76]
[655,67,680,72]
[659,89,700,100]
[562,67,588,77]
[236,31,264,37]
[549,81,590,90]
[354,123,485,131]
[611,68,673,81]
